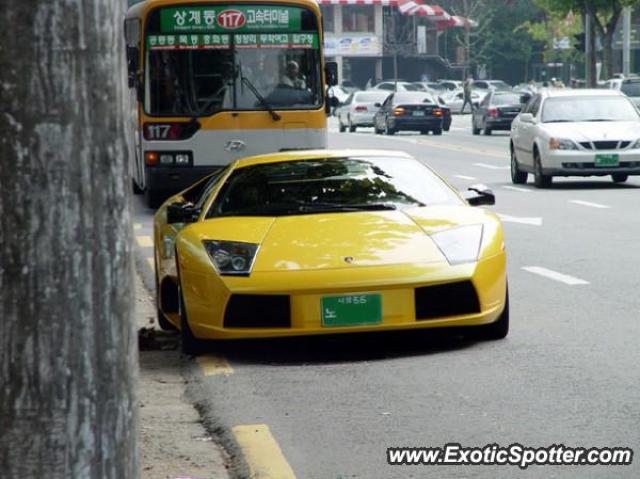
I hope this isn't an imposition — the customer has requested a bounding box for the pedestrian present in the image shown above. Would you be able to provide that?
[461,75,474,114]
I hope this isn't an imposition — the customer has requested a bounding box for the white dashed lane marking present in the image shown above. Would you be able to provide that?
[569,200,611,209]
[454,175,477,180]
[522,266,589,286]
[502,185,532,193]
[473,162,510,170]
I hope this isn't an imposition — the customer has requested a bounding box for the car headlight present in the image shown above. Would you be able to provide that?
[430,225,484,265]
[549,138,578,150]
[203,240,259,276]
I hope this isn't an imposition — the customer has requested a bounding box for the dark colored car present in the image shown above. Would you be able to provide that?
[373,92,445,135]
[472,91,522,135]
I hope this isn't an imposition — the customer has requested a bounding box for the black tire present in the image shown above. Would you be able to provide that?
[433,128,443,136]
[472,124,480,135]
[384,120,395,136]
[474,288,509,340]
[132,179,143,195]
[348,118,356,133]
[155,267,178,332]
[612,173,628,183]
[533,149,552,188]
[338,119,346,133]
[510,146,528,184]
[178,284,205,356]
[483,125,492,136]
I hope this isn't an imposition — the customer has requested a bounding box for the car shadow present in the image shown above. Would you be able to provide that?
[538,179,640,190]
[200,328,483,366]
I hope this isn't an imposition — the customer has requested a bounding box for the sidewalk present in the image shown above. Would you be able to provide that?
[136,273,232,479]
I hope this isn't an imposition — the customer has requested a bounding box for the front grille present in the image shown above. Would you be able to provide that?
[224,294,291,328]
[415,281,480,320]
[580,141,631,150]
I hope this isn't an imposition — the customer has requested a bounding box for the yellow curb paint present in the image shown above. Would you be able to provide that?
[146,257,154,271]
[136,235,153,248]
[196,355,234,377]
[233,424,296,479]
[134,223,142,230]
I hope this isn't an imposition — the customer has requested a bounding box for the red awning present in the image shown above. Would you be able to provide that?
[315,0,475,27]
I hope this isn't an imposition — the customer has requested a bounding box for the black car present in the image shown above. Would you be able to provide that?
[472,91,522,135]
[374,92,445,135]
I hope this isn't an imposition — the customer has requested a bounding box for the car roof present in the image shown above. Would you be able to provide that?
[233,149,413,168]
[541,88,623,98]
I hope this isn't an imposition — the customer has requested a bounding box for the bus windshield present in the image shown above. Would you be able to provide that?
[145,4,322,116]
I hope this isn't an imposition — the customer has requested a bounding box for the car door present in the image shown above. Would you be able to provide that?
[341,94,354,123]
[378,94,394,128]
[514,95,541,166]
[475,92,491,129]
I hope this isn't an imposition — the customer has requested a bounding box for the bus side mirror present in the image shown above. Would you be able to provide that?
[325,62,338,87]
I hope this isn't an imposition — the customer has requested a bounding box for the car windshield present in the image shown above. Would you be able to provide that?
[207,156,462,217]
[354,92,389,103]
[541,96,640,123]
[621,81,640,97]
[394,93,435,105]
[145,5,322,116]
[492,93,521,106]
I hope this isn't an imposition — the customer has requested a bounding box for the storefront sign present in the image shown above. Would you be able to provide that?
[324,35,381,56]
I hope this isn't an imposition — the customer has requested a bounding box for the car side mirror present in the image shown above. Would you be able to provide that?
[520,113,535,124]
[166,202,199,224]
[462,184,495,206]
[325,61,338,87]
[374,102,382,107]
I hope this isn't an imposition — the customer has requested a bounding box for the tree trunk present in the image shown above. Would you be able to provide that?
[0,1,137,478]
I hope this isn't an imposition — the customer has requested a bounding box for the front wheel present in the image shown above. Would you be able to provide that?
[474,290,509,340]
[338,119,346,133]
[348,118,356,133]
[612,173,628,183]
[178,284,206,356]
[510,147,528,184]
[533,150,552,188]
[483,125,492,136]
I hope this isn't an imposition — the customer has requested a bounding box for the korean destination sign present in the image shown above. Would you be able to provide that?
[147,33,317,50]
[159,5,304,33]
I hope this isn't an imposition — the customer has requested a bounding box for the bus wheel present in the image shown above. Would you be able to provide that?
[145,189,164,209]
[132,179,143,195]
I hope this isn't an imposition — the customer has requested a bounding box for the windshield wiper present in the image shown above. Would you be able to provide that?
[237,60,280,121]
[296,202,399,213]
[583,118,614,122]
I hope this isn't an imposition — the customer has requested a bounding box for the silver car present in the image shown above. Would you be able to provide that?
[510,89,640,187]
[337,90,391,132]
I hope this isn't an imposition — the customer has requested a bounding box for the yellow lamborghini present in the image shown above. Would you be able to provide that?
[152,149,508,354]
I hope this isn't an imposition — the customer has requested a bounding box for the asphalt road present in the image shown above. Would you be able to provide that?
[133,115,640,479]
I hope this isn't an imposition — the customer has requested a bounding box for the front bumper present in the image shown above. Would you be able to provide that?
[542,149,640,176]
[179,253,507,340]
[145,165,220,196]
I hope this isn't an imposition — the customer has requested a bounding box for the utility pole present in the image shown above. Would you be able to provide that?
[585,10,595,87]
[623,7,632,77]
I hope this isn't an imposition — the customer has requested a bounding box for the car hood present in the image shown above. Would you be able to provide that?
[195,206,498,272]
[541,121,640,141]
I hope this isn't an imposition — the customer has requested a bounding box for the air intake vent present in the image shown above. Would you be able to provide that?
[415,281,480,320]
[593,141,621,150]
[224,295,291,328]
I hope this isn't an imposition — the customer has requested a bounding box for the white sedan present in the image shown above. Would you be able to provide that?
[336,90,391,132]
[510,89,640,187]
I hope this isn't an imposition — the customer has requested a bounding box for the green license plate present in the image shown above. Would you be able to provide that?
[321,294,382,327]
[595,154,619,167]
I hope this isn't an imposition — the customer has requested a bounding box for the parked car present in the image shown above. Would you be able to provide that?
[472,91,522,135]
[373,92,446,135]
[510,89,640,187]
[620,77,640,107]
[328,85,351,106]
[371,81,423,92]
[154,149,509,353]
[438,80,463,91]
[336,90,391,132]
[472,80,512,92]
[441,89,483,114]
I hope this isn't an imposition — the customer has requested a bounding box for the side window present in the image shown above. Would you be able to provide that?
[529,96,542,117]
[381,83,394,91]
[382,94,394,108]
